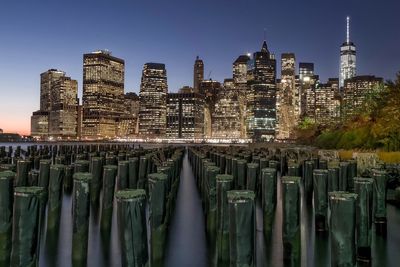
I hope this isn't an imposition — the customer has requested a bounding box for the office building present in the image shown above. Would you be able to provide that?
[199,79,221,137]
[340,16,356,88]
[48,76,78,139]
[212,87,242,139]
[166,89,204,139]
[343,75,383,118]
[193,56,204,93]
[82,50,125,139]
[138,63,168,138]
[40,69,66,111]
[276,53,300,140]
[246,40,277,141]
[117,92,140,138]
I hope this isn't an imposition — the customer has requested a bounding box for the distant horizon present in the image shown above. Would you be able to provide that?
[1,0,399,135]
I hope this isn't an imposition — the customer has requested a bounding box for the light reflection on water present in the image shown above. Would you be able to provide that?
[1,143,399,267]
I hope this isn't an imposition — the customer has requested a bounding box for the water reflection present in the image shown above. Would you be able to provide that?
[1,143,399,267]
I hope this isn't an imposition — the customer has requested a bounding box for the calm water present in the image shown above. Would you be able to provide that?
[2,143,400,266]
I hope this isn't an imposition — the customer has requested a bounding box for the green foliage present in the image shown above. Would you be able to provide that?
[298,117,315,130]
[306,72,400,151]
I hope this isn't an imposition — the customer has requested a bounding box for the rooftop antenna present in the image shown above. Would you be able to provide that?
[346,16,350,43]
[263,27,267,41]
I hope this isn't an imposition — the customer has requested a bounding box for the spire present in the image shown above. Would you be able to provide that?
[261,40,268,53]
[346,16,350,43]
[196,55,199,60]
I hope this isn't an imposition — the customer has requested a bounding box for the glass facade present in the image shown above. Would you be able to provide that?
[193,56,204,93]
[82,50,125,139]
[343,76,383,118]
[340,17,356,88]
[166,89,204,139]
[276,53,300,140]
[246,41,277,141]
[138,63,168,138]
[49,77,78,139]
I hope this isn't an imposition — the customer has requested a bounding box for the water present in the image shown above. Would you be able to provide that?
[2,143,400,266]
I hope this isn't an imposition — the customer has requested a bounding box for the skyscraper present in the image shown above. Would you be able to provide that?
[233,55,250,84]
[233,55,250,138]
[40,69,66,111]
[32,69,78,140]
[212,87,242,139]
[343,75,383,118]
[298,62,319,118]
[116,92,140,138]
[82,50,125,139]
[48,76,78,139]
[276,53,300,140]
[199,79,221,137]
[193,56,204,92]
[166,88,204,139]
[314,78,341,125]
[138,63,168,138]
[299,63,314,82]
[340,16,356,88]
[246,41,277,141]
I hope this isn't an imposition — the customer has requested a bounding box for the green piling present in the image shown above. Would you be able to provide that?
[10,187,45,267]
[100,165,117,231]
[261,168,277,238]
[282,176,301,266]
[354,177,374,262]
[246,163,259,193]
[116,189,148,267]
[304,160,314,202]
[216,174,234,266]
[0,171,15,266]
[71,172,92,264]
[90,157,103,204]
[372,169,388,235]
[228,190,255,267]
[329,191,357,267]
[128,157,139,189]
[148,173,168,266]
[64,165,73,194]
[237,160,247,190]
[16,160,30,187]
[313,169,329,231]
[47,164,64,231]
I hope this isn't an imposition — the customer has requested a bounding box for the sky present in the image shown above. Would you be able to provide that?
[0,0,399,135]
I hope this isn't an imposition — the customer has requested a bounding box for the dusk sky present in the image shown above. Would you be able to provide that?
[0,0,399,135]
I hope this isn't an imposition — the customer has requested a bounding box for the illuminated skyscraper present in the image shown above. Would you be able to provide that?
[199,79,221,137]
[343,75,383,118]
[314,78,341,125]
[117,92,140,138]
[298,62,319,118]
[299,63,314,82]
[340,16,356,88]
[233,55,250,84]
[193,56,204,93]
[40,69,66,112]
[138,63,168,138]
[82,50,125,139]
[48,76,78,139]
[276,53,300,140]
[246,40,277,141]
[212,87,242,139]
[166,88,204,139]
[32,69,78,140]
[233,55,250,138]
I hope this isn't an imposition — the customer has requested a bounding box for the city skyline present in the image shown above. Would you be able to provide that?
[1,0,400,135]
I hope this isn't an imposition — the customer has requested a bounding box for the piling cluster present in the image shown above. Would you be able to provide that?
[188,145,395,267]
[0,144,184,267]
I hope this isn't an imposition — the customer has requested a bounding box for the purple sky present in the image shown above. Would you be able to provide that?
[0,0,399,134]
